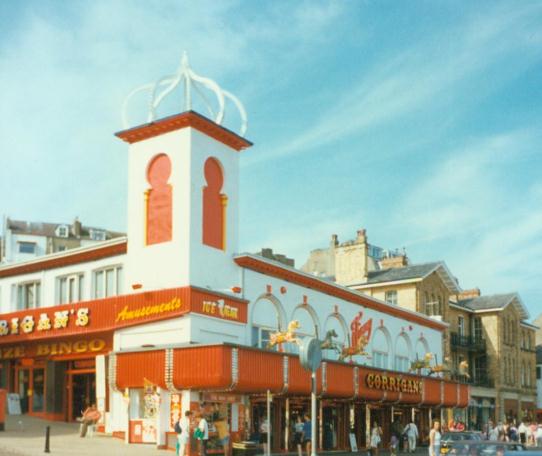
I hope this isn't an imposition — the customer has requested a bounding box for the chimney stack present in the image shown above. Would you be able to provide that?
[380,255,408,269]
[356,228,367,243]
[72,217,82,238]
[457,288,481,300]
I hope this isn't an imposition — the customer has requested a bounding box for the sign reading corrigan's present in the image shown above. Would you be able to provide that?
[366,373,423,394]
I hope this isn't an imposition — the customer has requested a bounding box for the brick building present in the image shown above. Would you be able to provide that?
[302,228,537,426]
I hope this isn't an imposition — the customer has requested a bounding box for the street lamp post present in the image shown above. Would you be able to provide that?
[299,337,322,456]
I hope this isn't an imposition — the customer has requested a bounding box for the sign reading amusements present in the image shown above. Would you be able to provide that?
[0,286,247,344]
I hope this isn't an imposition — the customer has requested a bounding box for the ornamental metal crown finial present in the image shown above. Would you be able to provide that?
[122,51,248,136]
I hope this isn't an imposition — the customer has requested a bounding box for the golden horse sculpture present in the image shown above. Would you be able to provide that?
[456,360,470,379]
[267,320,301,348]
[339,334,370,362]
[409,352,433,373]
[429,356,451,375]
[430,356,470,379]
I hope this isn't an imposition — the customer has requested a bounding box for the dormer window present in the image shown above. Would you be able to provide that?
[56,225,69,238]
[18,241,36,254]
[89,229,106,241]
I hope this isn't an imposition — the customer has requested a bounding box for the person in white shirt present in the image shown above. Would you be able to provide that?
[197,412,209,456]
[404,420,419,453]
[518,421,527,445]
[536,425,542,448]
[177,410,192,456]
[489,425,499,441]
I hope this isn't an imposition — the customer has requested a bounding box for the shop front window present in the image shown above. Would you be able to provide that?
[32,368,45,412]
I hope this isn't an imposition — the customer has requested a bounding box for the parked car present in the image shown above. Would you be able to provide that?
[440,440,526,455]
[442,432,484,442]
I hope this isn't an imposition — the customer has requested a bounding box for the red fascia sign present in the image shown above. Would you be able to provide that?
[0,286,247,344]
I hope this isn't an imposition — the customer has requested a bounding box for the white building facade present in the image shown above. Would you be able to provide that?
[0,59,468,452]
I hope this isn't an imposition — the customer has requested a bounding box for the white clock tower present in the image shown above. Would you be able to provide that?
[115,54,252,294]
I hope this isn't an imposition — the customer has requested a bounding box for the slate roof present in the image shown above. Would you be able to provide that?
[366,262,441,283]
[6,219,124,240]
[457,293,529,320]
[457,293,517,311]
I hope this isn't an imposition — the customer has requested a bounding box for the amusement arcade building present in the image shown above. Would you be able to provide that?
[0,56,468,452]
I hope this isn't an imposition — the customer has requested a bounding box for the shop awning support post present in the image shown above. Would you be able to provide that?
[311,371,317,456]
[266,389,271,456]
[299,336,321,456]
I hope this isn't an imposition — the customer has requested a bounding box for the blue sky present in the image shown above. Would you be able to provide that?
[1,1,541,319]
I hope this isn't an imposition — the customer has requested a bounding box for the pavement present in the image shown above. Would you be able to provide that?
[0,414,168,456]
[10,415,541,456]
[0,415,420,456]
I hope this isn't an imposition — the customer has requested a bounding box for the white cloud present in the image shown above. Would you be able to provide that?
[392,129,542,314]
[245,2,542,166]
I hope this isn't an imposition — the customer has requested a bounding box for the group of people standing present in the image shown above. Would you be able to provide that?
[486,420,542,445]
[292,414,313,456]
[370,418,420,456]
[174,410,210,456]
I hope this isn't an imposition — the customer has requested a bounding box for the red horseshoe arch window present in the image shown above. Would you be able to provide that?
[202,157,227,250]
[146,154,172,245]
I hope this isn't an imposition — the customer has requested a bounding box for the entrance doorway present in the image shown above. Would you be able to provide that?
[15,365,46,414]
[17,368,30,413]
[69,372,96,421]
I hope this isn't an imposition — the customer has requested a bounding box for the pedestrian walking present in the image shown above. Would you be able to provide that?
[536,425,542,447]
[529,422,537,446]
[293,415,304,456]
[175,410,192,456]
[195,411,209,456]
[302,414,312,456]
[390,434,399,456]
[370,421,383,456]
[428,421,441,456]
[518,421,527,444]
[404,419,419,453]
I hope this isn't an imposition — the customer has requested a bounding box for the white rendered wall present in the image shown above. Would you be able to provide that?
[240,268,444,369]
[4,232,47,263]
[0,250,126,313]
[125,127,191,292]
[124,126,241,294]
[187,128,240,292]
[189,313,245,344]
[114,316,191,351]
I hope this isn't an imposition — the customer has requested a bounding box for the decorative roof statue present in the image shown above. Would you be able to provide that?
[122,51,248,137]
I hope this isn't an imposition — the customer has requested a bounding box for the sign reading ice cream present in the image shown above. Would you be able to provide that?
[201,299,239,320]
